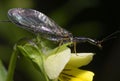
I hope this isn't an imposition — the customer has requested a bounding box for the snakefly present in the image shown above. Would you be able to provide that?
[2,8,118,52]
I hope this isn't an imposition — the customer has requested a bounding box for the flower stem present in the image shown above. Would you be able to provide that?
[6,45,18,81]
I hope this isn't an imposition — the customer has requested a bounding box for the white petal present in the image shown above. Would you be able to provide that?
[67,53,94,68]
[44,48,71,79]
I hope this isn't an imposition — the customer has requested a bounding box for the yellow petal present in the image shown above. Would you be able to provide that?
[59,65,94,81]
[67,53,94,68]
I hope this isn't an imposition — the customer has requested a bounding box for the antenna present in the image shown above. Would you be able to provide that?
[100,31,120,43]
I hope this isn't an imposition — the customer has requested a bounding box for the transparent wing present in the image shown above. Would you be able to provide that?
[8,8,72,41]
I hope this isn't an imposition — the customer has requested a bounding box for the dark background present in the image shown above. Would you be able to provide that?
[0,0,120,81]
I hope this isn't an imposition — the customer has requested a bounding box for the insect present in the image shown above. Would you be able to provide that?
[7,8,103,48]
[2,8,119,53]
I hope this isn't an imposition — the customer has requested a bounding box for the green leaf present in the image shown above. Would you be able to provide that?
[18,43,49,81]
[0,60,7,81]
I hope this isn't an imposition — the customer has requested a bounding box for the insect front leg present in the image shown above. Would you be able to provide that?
[73,37,102,48]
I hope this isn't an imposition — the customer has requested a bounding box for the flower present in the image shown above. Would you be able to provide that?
[17,39,94,81]
[59,53,94,81]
